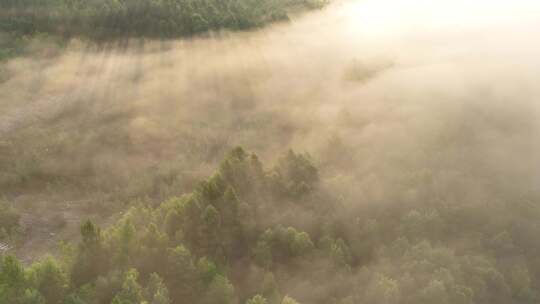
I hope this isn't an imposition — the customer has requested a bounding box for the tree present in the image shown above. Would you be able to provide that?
[111,269,143,304]
[0,255,25,289]
[201,205,220,255]
[198,258,219,287]
[145,273,170,304]
[71,220,107,287]
[166,246,199,302]
[137,223,169,277]
[271,150,319,198]
[255,226,314,264]
[0,199,20,233]
[247,295,268,304]
[202,275,235,304]
[27,256,68,304]
[419,280,449,304]
[365,274,401,304]
[289,230,314,256]
[164,208,182,240]
[254,239,273,268]
[63,284,95,304]
[18,288,46,304]
[321,237,352,269]
[94,271,123,304]
[281,296,301,304]
[0,255,27,301]
[114,220,137,268]
[151,287,171,304]
[261,272,281,304]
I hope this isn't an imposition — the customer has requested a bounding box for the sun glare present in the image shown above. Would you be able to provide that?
[342,0,540,37]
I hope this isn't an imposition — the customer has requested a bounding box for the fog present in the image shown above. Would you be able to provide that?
[1,0,540,298]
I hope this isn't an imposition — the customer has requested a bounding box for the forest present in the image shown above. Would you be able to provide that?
[1,0,540,304]
[0,0,326,37]
[2,145,540,304]
[0,0,325,62]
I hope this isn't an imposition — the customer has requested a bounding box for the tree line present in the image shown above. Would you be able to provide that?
[0,0,327,40]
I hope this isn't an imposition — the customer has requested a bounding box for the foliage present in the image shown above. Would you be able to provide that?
[0,0,328,40]
[247,295,268,304]
[0,199,20,234]
[2,147,540,304]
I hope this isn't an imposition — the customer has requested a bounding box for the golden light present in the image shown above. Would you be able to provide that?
[340,0,540,37]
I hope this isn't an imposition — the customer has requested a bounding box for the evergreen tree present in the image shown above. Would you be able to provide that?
[71,220,108,287]
[27,256,68,304]
[111,269,144,304]
[247,295,268,304]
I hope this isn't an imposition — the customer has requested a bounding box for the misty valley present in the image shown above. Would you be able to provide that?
[1,0,540,304]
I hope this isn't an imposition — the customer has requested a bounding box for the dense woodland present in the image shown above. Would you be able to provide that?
[0,0,325,62]
[1,146,540,304]
[0,0,326,39]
